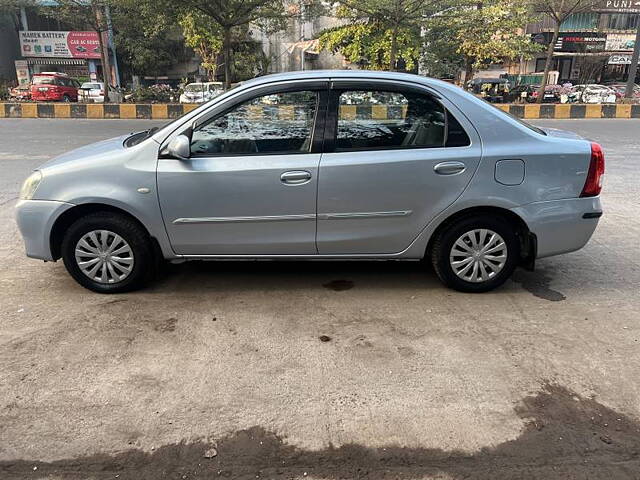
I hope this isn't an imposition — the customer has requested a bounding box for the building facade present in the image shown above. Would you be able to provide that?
[523,11,639,84]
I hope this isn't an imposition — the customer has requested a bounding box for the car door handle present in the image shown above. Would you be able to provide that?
[280,170,312,185]
[434,161,466,175]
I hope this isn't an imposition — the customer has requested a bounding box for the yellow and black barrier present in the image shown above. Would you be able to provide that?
[1,102,639,119]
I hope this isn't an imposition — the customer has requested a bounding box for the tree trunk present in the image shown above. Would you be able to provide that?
[223,27,232,90]
[389,25,398,71]
[94,5,111,102]
[464,57,474,85]
[537,22,559,104]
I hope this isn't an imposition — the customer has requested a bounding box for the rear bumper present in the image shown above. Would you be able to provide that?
[511,197,602,259]
[15,200,75,261]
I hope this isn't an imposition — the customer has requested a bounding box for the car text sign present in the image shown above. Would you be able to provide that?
[19,31,102,59]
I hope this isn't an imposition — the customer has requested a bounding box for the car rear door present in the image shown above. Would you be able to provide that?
[316,80,482,255]
[157,81,329,255]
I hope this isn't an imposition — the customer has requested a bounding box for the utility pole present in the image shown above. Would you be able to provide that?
[624,19,640,99]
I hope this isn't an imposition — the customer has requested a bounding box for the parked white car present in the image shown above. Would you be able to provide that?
[179,82,223,103]
[78,82,123,103]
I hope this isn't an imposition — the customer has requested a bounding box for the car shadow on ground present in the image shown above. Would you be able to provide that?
[144,260,568,302]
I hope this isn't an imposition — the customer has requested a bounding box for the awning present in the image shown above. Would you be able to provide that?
[25,58,87,65]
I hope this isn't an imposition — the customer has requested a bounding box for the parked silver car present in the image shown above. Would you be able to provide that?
[16,70,604,293]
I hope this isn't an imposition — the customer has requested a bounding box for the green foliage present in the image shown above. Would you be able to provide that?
[112,0,191,80]
[417,0,542,79]
[178,11,223,81]
[318,22,420,70]
[452,1,541,67]
[318,0,440,71]
[128,84,175,103]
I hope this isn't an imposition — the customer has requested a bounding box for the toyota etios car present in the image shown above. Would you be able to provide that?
[16,71,604,294]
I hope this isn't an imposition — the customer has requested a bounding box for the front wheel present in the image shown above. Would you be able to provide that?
[61,212,155,293]
[431,215,520,293]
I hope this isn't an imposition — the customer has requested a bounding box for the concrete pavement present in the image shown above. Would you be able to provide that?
[0,119,639,479]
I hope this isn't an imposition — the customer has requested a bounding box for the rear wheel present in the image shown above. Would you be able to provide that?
[62,95,71,102]
[61,212,154,293]
[431,215,519,293]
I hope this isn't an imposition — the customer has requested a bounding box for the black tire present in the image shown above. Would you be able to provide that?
[62,95,71,103]
[61,212,155,293]
[430,214,520,293]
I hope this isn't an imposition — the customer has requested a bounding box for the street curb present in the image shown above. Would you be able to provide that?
[0,103,199,119]
[1,102,640,119]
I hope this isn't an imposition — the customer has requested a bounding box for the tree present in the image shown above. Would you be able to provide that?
[426,0,540,82]
[42,0,113,101]
[320,0,440,71]
[318,18,421,71]
[178,11,223,81]
[532,0,597,103]
[111,0,191,82]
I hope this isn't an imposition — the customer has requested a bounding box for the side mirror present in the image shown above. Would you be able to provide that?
[166,134,191,160]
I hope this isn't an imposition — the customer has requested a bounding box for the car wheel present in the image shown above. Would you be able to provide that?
[62,95,71,103]
[430,215,520,293]
[61,212,155,293]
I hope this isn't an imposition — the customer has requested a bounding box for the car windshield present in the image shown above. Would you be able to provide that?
[32,77,55,85]
[185,84,206,93]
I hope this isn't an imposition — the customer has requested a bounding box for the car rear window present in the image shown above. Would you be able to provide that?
[32,77,56,85]
[81,83,101,89]
[488,102,547,136]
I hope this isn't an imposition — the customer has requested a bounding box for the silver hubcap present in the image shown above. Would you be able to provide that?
[75,230,134,284]
[449,229,507,283]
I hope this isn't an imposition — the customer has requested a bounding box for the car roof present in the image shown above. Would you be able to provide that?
[238,70,467,99]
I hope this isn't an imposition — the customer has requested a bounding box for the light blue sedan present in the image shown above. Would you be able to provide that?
[16,71,604,293]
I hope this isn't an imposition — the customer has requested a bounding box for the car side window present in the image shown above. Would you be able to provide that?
[190,90,318,156]
[335,89,469,151]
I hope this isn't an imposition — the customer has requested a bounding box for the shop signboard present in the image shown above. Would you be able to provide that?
[608,54,633,64]
[19,31,101,59]
[606,34,636,52]
[532,32,606,52]
[593,0,640,13]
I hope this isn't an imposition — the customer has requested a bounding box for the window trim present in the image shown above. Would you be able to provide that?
[185,82,329,158]
[324,81,470,153]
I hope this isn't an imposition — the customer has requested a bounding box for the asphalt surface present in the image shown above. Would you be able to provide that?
[1,118,639,479]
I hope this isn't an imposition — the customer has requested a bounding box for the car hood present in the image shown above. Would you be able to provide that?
[538,127,585,141]
[39,134,130,170]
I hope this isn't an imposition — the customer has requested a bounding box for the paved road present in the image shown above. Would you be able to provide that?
[1,118,639,479]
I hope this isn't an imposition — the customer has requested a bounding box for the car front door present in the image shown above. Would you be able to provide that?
[316,81,482,255]
[158,83,328,255]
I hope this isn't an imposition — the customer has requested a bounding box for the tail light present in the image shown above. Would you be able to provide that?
[100,90,105,95]
[532,91,539,97]
[580,142,605,197]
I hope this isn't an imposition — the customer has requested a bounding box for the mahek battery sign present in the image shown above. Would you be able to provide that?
[19,31,102,59]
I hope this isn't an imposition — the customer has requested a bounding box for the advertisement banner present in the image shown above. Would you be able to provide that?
[19,31,101,59]
[606,33,636,51]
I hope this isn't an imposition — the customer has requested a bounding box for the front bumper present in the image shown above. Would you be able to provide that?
[511,196,602,259]
[15,200,75,261]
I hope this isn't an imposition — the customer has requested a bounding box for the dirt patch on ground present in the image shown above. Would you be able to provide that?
[2,383,640,479]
